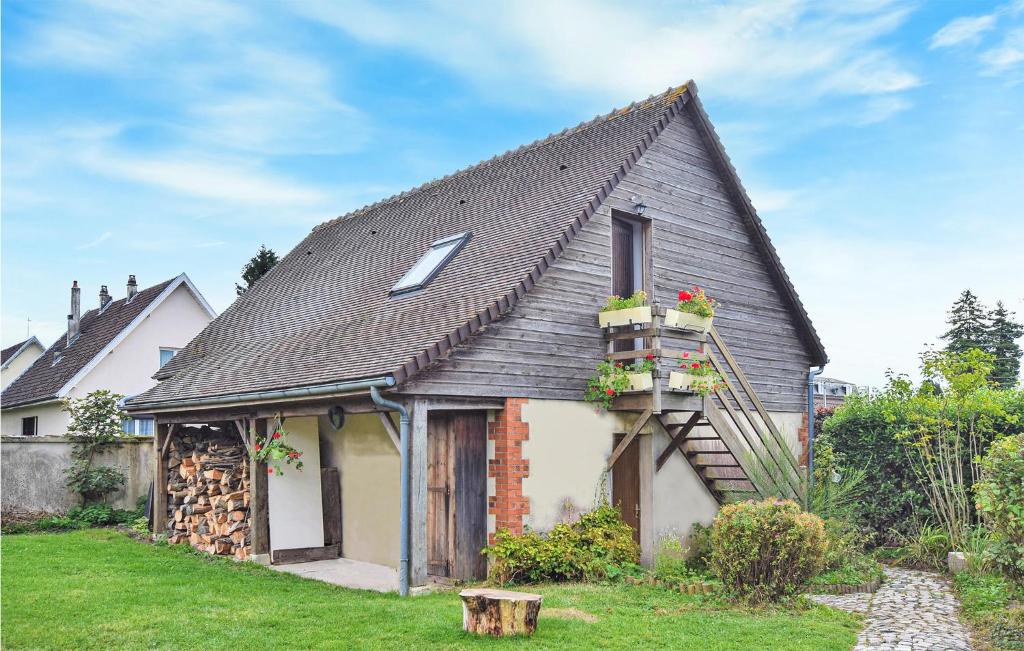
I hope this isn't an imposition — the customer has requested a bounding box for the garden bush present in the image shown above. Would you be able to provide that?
[710,499,826,602]
[974,434,1024,585]
[485,504,639,584]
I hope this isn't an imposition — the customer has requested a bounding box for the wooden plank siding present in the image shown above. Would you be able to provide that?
[403,109,812,411]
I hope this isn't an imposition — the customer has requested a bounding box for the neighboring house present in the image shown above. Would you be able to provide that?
[1,337,45,391]
[2,274,216,438]
[813,376,857,408]
[127,82,827,591]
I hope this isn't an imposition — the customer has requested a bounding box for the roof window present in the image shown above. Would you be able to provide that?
[390,232,471,296]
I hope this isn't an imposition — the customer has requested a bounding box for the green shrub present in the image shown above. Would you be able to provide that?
[710,499,826,602]
[975,434,1024,586]
[686,523,714,573]
[485,504,639,584]
[4,502,143,534]
[891,523,952,570]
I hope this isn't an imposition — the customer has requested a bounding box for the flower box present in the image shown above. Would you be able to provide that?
[624,372,654,393]
[664,309,713,333]
[598,305,652,328]
[668,371,695,392]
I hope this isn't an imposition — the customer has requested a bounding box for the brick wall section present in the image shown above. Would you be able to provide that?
[488,397,529,543]
[798,411,809,466]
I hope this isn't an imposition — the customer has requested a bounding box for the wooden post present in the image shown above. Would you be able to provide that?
[410,398,428,586]
[639,431,654,567]
[249,418,271,561]
[152,423,169,536]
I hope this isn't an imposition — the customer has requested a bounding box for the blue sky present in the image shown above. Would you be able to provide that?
[3,0,1023,386]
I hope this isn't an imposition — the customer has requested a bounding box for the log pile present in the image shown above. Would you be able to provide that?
[164,426,251,561]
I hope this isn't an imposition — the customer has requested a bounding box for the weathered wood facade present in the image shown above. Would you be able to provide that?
[403,101,813,412]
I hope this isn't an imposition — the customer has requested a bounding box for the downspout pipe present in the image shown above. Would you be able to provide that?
[806,366,825,510]
[370,386,410,597]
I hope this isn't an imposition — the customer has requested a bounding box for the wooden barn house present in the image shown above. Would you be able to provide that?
[126,81,827,594]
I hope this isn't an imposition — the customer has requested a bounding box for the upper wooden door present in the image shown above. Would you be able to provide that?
[426,411,488,581]
[611,216,636,299]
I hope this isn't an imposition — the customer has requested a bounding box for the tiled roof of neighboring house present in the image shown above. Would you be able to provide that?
[1,338,39,366]
[3,277,177,408]
[130,82,826,409]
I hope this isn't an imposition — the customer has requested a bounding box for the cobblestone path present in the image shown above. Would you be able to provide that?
[810,566,973,650]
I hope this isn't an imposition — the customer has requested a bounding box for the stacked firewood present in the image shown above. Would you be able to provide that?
[165,426,252,561]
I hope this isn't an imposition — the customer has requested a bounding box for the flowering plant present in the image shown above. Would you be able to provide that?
[251,422,305,476]
[676,358,725,397]
[676,286,719,318]
[601,290,648,312]
[585,354,657,410]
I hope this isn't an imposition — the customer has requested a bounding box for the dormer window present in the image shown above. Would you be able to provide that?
[390,232,470,296]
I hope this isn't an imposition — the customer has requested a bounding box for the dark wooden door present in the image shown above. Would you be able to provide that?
[427,412,488,580]
[612,433,641,543]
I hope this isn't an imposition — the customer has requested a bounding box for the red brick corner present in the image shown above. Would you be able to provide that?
[488,397,529,543]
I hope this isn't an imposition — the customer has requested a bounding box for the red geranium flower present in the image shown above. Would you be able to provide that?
[273,432,281,439]
[255,444,261,452]
[268,468,274,474]
[645,353,655,361]
[691,362,700,369]
[605,388,615,396]
[678,290,693,302]
[682,351,690,358]
[614,362,624,368]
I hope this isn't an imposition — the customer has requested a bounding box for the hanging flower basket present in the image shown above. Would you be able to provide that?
[584,355,656,410]
[665,286,719,333]
[251,419,305,476]
[598,290,652,328]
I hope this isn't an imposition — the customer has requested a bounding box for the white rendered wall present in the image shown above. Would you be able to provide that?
[1,343,44,390]
[1,402,68,438]
[268,416,324,552]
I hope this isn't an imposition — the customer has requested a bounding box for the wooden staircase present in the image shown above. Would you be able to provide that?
[603,305,805,503]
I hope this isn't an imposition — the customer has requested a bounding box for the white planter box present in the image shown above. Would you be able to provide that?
[665,309,713,333]
[625,372,654,392]
[599,305,652,328]
[669,371,696,392]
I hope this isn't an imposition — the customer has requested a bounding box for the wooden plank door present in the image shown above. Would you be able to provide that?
[453,412,487,580]
[612,216,637,353]
[427,415,453,577]
[612,433,641,543]
[427,412,488,581]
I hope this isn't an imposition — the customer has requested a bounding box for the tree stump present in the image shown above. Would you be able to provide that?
[459,588,542,637]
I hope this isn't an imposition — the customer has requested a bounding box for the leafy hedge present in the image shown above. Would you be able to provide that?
[975,434,1024,585]
[820,388,1024,543]
[485,505,639,584]
[710,499,826,602]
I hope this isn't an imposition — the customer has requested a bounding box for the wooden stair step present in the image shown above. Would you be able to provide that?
[690,454,739,468]
[682,440,730,454]
[700,466,747,480]
[710,479,757,493]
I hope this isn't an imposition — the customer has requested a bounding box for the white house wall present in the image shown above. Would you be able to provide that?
[0,402,68,438]
[267,416,324,552]
[1,343,44,391]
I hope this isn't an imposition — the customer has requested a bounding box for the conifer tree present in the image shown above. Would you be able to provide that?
[941,290,989,355]
[986,301,1024,388]
[235,245,279,296]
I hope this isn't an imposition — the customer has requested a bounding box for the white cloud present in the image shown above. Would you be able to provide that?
[930,14,998,49]
[857,95,913,124]
[75,231,112,250]
[981,27,1024,73]
[292,0,919,106]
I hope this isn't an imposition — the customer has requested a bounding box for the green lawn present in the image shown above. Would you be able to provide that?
[1,530,861,650]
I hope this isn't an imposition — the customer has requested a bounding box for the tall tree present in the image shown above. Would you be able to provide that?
[941,290,989,355]
[986,301,1024,388]
[235,245,279,296]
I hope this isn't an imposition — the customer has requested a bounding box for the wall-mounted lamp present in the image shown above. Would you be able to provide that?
[630,195,647,217]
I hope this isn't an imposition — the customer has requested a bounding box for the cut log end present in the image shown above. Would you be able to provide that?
[459,589,542,637]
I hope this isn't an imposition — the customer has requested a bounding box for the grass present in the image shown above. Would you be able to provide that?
[2,530,862,650]
[952,571,1023,650]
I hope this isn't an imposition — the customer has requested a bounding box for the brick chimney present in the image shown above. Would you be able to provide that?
[99,285,111,309]
[126,275,138,300]
[67,281,81,345]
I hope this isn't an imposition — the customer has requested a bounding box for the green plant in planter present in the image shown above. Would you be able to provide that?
[585,355,657,410]
[600,290,648,312]
[674,359,725,397]
[676,286,719,318]
[251,422,305,476]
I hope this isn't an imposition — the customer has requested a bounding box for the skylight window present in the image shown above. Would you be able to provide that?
[390,232,470,295]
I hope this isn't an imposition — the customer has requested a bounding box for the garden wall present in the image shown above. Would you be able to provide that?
[0,435,153,514]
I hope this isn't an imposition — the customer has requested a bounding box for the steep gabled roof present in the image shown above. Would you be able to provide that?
[1,337,42,368]
[2,274,214,408]
[129,82,825,410]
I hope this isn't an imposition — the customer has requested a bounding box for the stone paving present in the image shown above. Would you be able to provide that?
[810,566,974,650]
